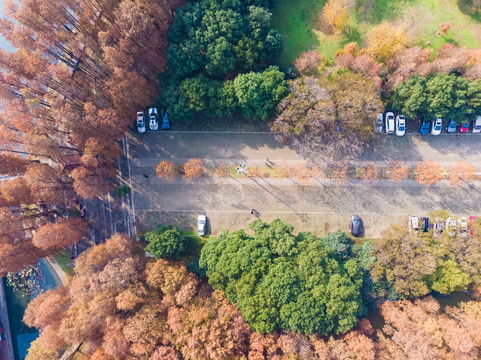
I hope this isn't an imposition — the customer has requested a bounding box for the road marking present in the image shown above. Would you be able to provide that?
[125,133,136,228]
[142,130,275,134]
[134,209,414,215]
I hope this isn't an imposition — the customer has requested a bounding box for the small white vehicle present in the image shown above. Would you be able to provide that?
[446,217,457,237]
[197,215,207,236]
[473,116,481,134]
[408,216,419,233]
[136,111,146,133]
[431,118,442,135]
[386,112,395,134]
[458,217,468,237]
[395,115,406,136]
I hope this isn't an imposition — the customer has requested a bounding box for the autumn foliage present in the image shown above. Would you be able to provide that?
[448,161,476,186]
[273,161,293,178]
[294,50,322,75]
[331,161,349,185]
[23,231,481,360]
[32,218,89,249]
[360,162,380,181]
[183,159,204,180]
[386,161,410,182]
[320,0,354,32]
[295,161,314,186]
[415,160,444,186]
[156,160,179,182]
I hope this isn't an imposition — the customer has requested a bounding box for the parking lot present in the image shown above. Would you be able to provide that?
[127,131,481,238]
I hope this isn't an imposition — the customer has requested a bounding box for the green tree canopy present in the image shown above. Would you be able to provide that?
[199,219,364,334]
[393,73,480,123]
[166,0,282,80]
[234,66,289,120]
[144,225,187,260]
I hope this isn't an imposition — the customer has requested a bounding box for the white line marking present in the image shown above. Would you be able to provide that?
[125,133,136,229]
[134,209,414,215]
[143,130,275,134]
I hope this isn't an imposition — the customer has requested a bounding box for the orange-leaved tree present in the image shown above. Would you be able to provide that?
[32,218,89,249]
[215,164,229,177]
[448,161,476,186]
[247,166,262,178]
[360,162,380,181]
[183,159,204,180]
[273,161,292,178]
[294,50,321,75]
[156,160,179,182]
[295,161,313,186]
[387,161,409,182]
[415,160,444,186]
[332,161,349,185]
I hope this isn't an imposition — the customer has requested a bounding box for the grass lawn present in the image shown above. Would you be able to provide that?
[54,251,75,277]
[272,0,481,64]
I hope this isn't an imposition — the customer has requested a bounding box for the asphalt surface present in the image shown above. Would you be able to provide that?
[127,132,481,237]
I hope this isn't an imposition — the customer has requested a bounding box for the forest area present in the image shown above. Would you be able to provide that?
[0,0,481,359]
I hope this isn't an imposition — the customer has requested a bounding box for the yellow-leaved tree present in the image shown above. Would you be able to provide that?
[366,23,411,61]
[321,0,353,32]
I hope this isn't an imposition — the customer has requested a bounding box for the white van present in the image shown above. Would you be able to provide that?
[385,112,395,134]
[473,116,481,134]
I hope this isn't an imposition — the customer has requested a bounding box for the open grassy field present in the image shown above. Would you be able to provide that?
[272,0,481,64]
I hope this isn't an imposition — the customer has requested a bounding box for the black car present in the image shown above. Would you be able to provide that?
[350,215,361,237]
[421,217,430,232]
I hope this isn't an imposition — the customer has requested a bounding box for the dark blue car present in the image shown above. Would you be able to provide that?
[161,108,170,130]
[419,114,430,135]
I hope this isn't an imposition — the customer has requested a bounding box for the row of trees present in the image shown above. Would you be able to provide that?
[163,65,289,121]
[0,154,95,276]
[155,159,204,182]
[23,231,481,359]
[393,73,481,122]
[0,0,188,277]
[0,0,184,182]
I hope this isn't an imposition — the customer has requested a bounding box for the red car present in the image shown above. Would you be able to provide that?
[460,122,470,133]
[469,216,478,234]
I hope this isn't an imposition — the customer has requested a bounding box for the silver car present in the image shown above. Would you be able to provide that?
[446,217,457,237]
[374,113,383,133]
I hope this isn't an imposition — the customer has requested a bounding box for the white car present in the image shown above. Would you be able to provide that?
[431,118,442,135]
[386,112,395,134]
[473,116,481,134]
[197,215,207,236]
[446,217,457,237]
[395,115,406,136]
[148,107,159,131]
[136,111,146,133]
[408,216,419,233]
[458,217,468,237]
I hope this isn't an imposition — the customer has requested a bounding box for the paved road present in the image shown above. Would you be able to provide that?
[128,132,481,237]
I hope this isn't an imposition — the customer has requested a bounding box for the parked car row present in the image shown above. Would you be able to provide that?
[375,113,481,135]
[136,107,170,133]
[408,215,478,236]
